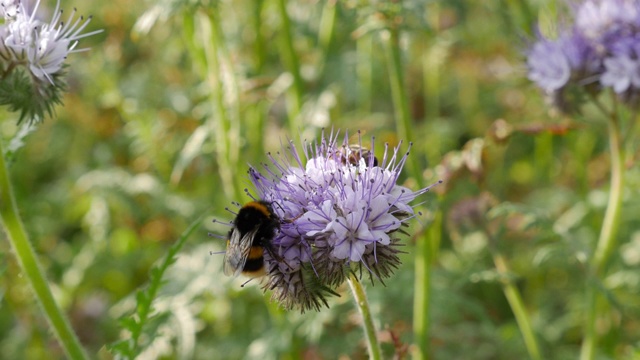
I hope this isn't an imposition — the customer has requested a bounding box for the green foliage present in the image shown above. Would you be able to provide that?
[108,216,203,359]
[0,68,65,124]
[2,121,37,161]
[1,0,640,359]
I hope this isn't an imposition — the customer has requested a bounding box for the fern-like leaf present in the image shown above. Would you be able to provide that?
[108,216,204,359]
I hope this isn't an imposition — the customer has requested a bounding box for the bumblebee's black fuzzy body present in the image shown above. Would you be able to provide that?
[223,201,280,277]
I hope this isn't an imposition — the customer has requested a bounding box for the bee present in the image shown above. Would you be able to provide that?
[338,144,379,167]
[223,200,281,278]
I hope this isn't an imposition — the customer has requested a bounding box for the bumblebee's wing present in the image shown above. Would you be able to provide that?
[223,227,258,278]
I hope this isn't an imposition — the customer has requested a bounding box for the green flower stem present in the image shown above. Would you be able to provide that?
[248,0,268,153]
[412,236,430,360]
[318,0,337,56]
[581,287,598,360]
[492,252,541,360]
[276,0,304,134]
[347,273,382,360]
[593,110,624,276]
[580,107,625,360]
[199,10,243,201]
[253,0,266,72]
[315,0,337,79]
[383,21,432,360]
[356,34,373,112]
[0,141,88,360]
[383,27,423,187]
[413,210,442,360]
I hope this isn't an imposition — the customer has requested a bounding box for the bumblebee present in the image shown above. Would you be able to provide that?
[338,144,379,167]
[223,200,281,278]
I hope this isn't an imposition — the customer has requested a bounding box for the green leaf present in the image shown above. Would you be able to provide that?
[108,215,204,359]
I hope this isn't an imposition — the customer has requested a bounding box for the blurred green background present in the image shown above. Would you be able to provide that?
[1,0,640,359]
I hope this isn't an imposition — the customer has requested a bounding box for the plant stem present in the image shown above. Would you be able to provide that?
[581,286,598,360]
[199,9,243,202]
[383,29,411,153]
[276,0,304,135]
[413,210,442,360]
[593,108,624,276]
[253,0,266,73]
[492,252,542,360]
[383,28,423,184]
[0,140,88,360]
[318,0,337,58]
[356,33,373,113]
[383,19,434,360]
[347,273,382,360]
[580,103,625,360]
[125,215,204,357]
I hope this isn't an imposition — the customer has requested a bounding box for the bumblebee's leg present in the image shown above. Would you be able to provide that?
[241,278,255,287]
[264,241,284,262]
[280,213,303,224]
[264,242,294,271]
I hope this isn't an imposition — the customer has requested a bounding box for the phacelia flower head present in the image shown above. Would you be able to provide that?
[0,0,101,123]
[527,37,573,92]
[575,0,640,43]
[526,0,640,108]
[1,0,102,82]
[237,130,440,312]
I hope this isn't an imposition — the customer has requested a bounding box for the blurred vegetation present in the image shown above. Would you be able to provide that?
[1,0,640,359]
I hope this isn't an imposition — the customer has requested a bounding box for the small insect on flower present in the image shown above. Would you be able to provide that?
[222,200,282,279]
[337,144,379,167]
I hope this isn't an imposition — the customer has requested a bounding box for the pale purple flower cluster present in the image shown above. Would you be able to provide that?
[0,0,100,83]
[246,131,439,311]
[527,0,640,106]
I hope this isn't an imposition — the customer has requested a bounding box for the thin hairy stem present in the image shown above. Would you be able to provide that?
[276,0,304,134]
[492,252,542,360]
[0,139,88,360]
[580,96,625,360]
[347,273,382,360]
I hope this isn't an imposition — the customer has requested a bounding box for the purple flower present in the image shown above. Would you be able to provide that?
[245,130,439,311]
[527,38,572,92]
[562,32,602,77]
[601,54,640,92]
[527,33,601,93]
[526,0,640,104]
[575,0,640,42]
[599,34,640,92]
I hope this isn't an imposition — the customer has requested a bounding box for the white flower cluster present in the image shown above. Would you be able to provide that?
[0,0,100,83]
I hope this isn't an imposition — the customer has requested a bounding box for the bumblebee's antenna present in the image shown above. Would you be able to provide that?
[271,201,286,214]
[240,278,255,287]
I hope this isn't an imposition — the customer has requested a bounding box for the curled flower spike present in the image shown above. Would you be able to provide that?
[239,130,440,312]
